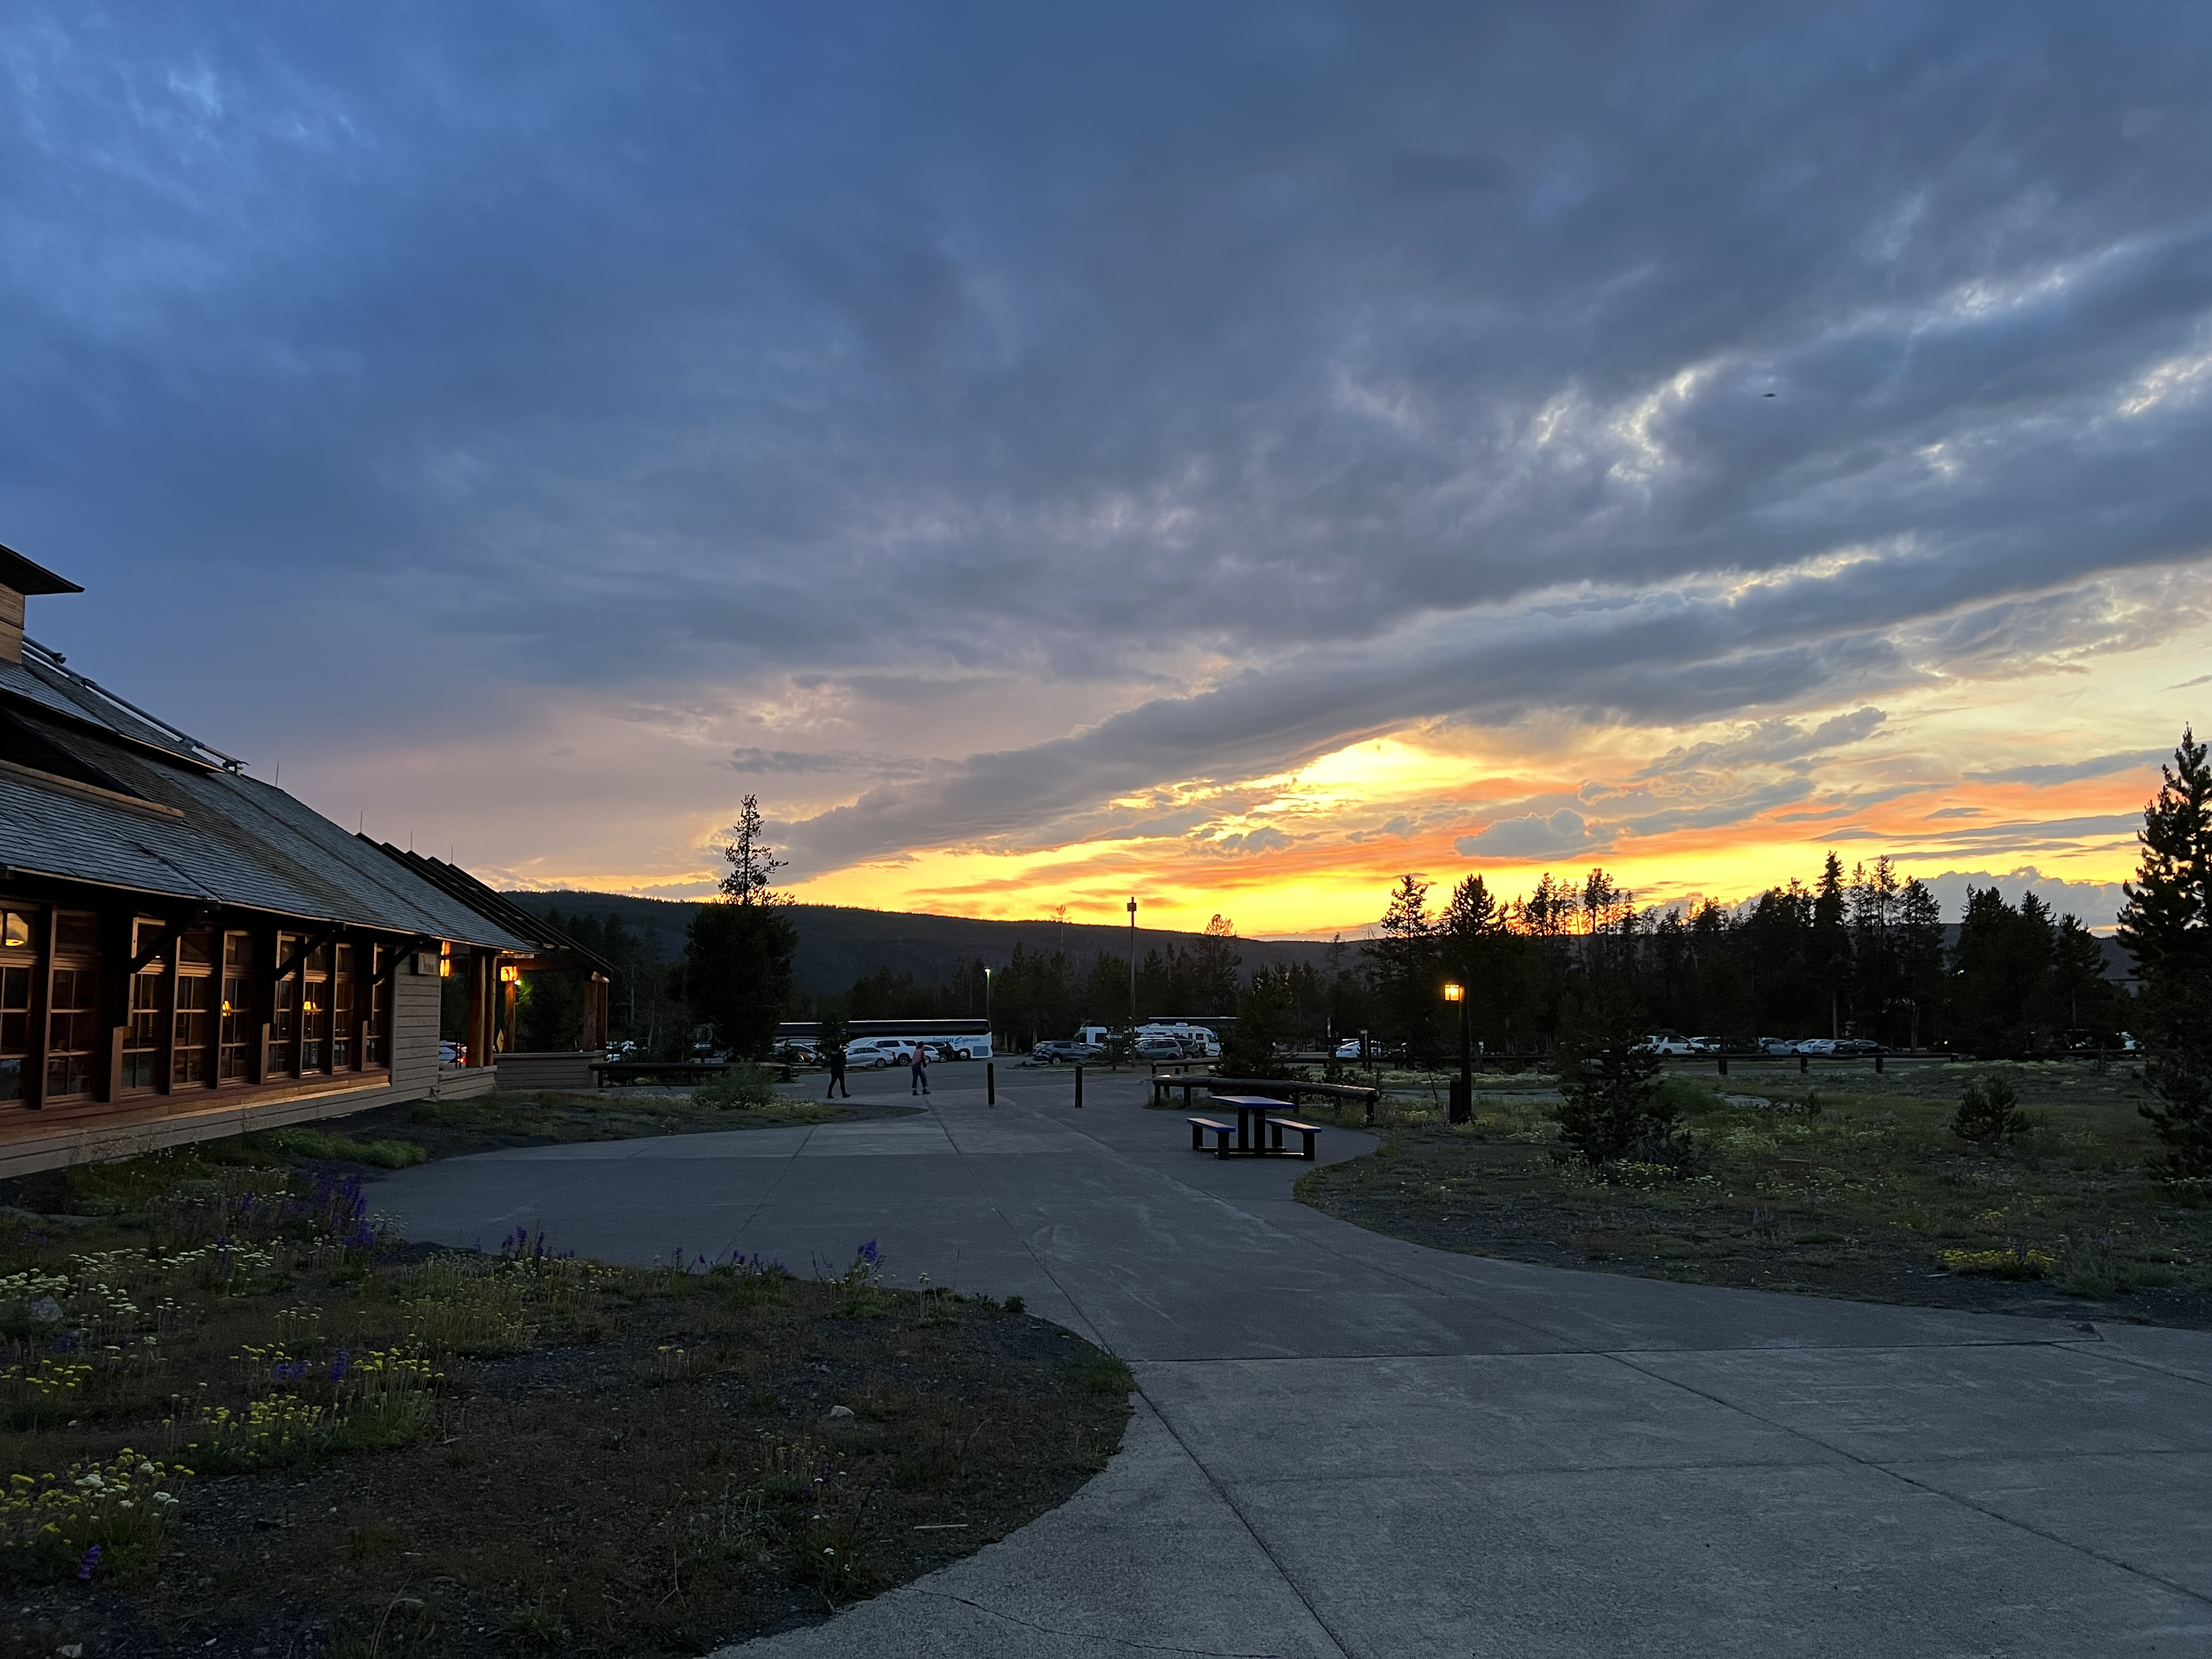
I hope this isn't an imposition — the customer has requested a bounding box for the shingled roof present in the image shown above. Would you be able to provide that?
[0,678,533,951]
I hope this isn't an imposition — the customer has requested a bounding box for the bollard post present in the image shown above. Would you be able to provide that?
[1075,1064,1084,1108]
[987,1062,996,1107]
[1718,1055,1729,1077]
[1799,1054,1809,1075]
[1875,1054,1884,1075]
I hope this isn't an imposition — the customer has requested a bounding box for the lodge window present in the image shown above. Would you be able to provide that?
[0,909,33,1104]
[174,930,214,1087]
[122,918,167,1093]
[332,945,357,1071]
[269,942,296,1078]
[46,910,99,1101]
[221,932,255,1082]
[300,941,330,1073]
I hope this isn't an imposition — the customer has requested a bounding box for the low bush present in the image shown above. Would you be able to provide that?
[692,1063,783,1111]
[1952,1076,2033,1146]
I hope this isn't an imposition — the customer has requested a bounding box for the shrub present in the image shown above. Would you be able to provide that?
[693,1063,781,1111]
[1939,1245,2055,1280]
[263,1128,428,1169]
[1951,1076,2031,1146]
[1554,1025,1699,1175]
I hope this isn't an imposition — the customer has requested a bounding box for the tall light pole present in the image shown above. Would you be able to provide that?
[1127,897,1138,1026]
[1443,981,1471,1123]
[984,967,993,1042]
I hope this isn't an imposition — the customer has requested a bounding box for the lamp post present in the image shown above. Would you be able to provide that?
[984,966,993,1045]
[1443,981,1471,1123]
[1127,897,1138,1027]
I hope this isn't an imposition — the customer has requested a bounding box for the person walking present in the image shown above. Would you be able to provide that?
[909,1041,930,1096]
[826,1044,849,1100]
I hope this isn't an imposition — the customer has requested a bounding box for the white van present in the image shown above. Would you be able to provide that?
[1139,1023,1220,1058]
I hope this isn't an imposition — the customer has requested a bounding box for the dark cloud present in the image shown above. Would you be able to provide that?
[1965,749,2170,787]
[727,748,933,780]
[3,3,2208,867]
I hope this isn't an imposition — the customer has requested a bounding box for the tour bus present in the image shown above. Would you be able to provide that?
[774,1019,992,1064]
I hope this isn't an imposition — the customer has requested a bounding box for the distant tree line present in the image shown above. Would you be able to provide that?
[1356,851,2124,1065]
[488,753,2180,1070]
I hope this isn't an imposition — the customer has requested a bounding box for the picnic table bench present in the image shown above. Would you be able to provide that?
[1151,1072,1382,1123]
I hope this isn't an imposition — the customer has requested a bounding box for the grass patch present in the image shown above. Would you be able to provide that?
[1296,1059,2212,1327]
[0,1165,1131,1656]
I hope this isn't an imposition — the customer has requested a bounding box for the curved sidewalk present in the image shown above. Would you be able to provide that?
[375,1069,2212,1657]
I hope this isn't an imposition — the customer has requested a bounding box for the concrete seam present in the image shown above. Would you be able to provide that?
[1135,1395,1359,1659]
[2051,1339,2212,1391]
[723,1124,814,1257]
[1606,1349,2212,1610]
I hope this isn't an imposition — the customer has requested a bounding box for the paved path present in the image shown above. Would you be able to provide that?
[377,1068,2212,1656]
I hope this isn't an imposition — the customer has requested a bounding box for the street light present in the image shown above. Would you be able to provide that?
[1126,897,1138,1027]
[984,967,993,1040]
[1443,981,1471,1123]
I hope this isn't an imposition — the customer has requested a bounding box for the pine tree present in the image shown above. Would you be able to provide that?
[2119,729,2212,1176]
[686,795,799,1058]
[1363,875,1440,1063]
[1813,851,1850,1037]
[1894,879,1944,1049]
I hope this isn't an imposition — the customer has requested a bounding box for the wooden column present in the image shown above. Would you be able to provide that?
[249,919,279,1084]
[96,907,132,1104]
[585,974,609,1049]
[26,908,52,1109]
[462,950,489,1067]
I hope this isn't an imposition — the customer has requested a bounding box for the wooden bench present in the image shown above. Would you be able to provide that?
[1188,1117,1235,1156]
[1267,1119,1324,1160]
[1151,1073,1381,1122]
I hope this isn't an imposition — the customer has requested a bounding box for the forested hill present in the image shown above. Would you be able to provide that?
[500,891,1341,996]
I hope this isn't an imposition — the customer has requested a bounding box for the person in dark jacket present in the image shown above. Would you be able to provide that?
[909,1042,930,1096]
[826,1045,849,1099]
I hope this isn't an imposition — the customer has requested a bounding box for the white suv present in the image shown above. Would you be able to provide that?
[842,1039,911,1069]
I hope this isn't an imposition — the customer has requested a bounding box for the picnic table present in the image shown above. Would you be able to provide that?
[1186,1094,1325,1160]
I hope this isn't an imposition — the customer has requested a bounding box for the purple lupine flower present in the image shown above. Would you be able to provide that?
[330,1350,349,1383]
[77,1544,101,1581]
[857,1240,880,1266]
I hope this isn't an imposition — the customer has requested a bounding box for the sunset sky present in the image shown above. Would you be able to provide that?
[4,4,2205,938]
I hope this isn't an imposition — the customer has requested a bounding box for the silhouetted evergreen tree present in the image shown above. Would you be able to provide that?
[2120,728,2212,1175]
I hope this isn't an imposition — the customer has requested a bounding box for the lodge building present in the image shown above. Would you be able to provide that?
[0,545,607,1177]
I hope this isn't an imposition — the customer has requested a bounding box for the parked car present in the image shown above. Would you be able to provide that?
[1638,1034,1698,1057]
[926,1041,972,1063]
[1686,1036,1722,1055]
[1793,1038,1840,1056]
[773,1043,820,1066]
[438,1040,466,1065]
[1754,1037,1800,1056]
[842,1039,906,1069]
[1334,1038,1367,1059]
[1031,1040,1104,1064]
[1831,1039,1890,1057]
[1133,1035,1186,1060]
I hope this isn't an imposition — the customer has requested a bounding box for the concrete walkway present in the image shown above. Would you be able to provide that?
[376,1068,2212,1657]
